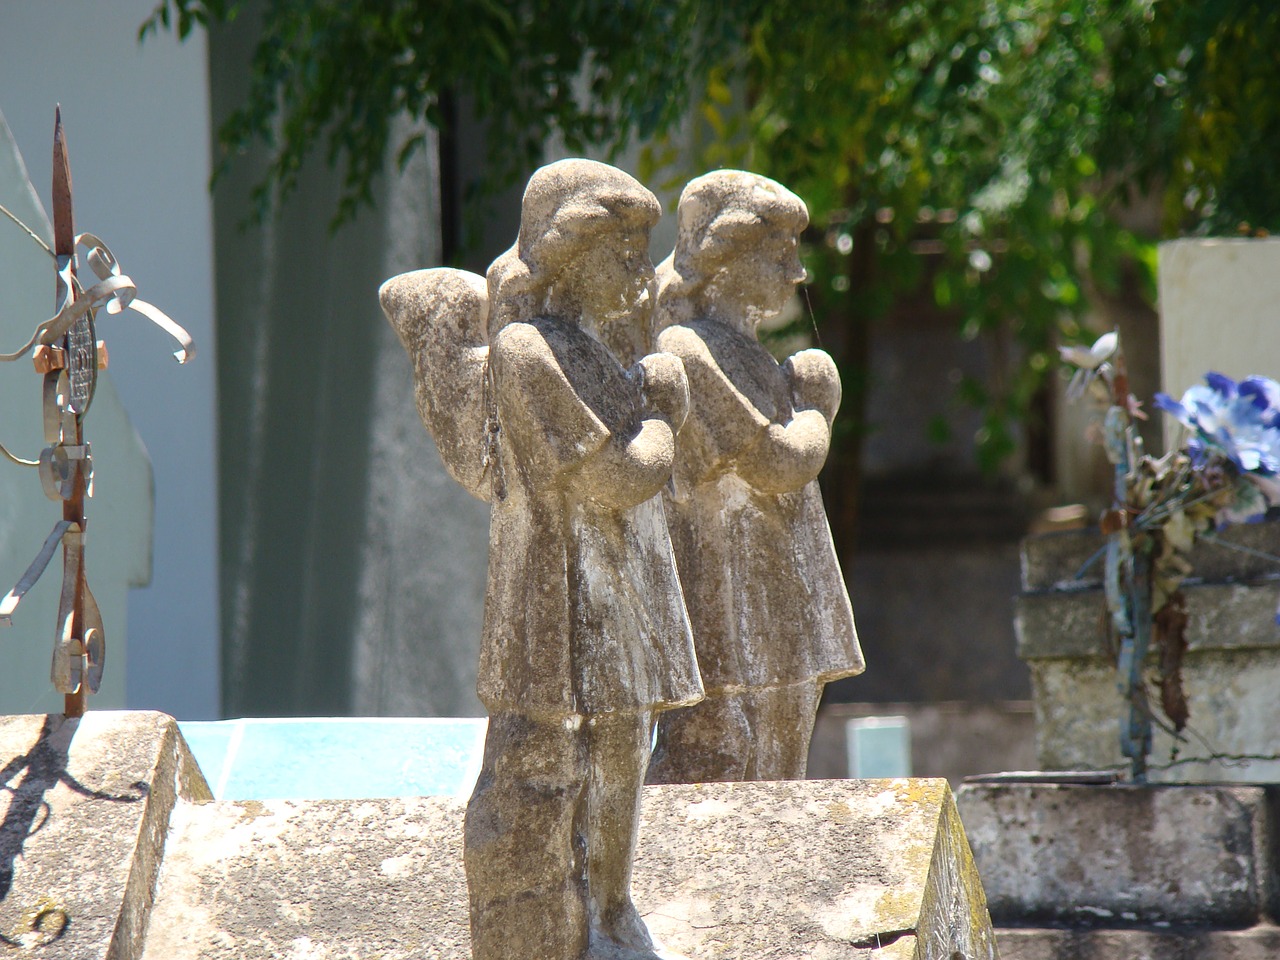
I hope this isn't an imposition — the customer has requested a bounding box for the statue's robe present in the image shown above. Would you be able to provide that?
[657,318,863,696]
[479,315,703,717]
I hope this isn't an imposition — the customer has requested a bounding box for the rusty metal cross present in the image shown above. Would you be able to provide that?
[0,107,195,718]
[49,108,102,717]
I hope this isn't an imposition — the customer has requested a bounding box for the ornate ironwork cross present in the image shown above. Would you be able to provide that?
[0,107,194,718]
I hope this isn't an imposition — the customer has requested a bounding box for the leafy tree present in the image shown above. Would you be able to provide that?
[145,0,1280,547]
[141,0,743,225]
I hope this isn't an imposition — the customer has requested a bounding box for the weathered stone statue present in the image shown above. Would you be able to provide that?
[646,170,864,784]
[380,159,702,960]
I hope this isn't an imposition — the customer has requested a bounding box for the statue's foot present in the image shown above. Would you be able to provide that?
[582,942,689,960]
[582,905,690,960]
[600,902,654,953]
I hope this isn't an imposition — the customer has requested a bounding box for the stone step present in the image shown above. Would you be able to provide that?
[1,711,999,959]
[957,781,1280,927]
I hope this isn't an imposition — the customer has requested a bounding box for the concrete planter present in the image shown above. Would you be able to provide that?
[1016,520,1280,781]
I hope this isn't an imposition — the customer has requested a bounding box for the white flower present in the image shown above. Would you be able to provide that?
[1058,331,1118,370]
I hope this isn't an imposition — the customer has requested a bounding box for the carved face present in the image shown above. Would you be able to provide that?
[705,225,807,325]
[561,224,656,326]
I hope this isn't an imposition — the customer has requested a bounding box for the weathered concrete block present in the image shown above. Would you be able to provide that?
[994,924,1280,960]
[1017,523,1280,780]
[955,782,1279,927]
[143,779,998,960]
[0,711,210,959]
[637,780,996,960]
[1019,524,1280,593]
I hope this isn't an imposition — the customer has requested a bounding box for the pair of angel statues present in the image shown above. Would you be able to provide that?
[380,160,864,960]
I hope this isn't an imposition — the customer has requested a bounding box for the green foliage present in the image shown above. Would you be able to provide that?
[705,0,1280,471]
[142,0,744,226]
[144,0,1280,472]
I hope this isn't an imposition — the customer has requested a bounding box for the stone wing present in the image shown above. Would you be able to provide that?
[379,267,492,501]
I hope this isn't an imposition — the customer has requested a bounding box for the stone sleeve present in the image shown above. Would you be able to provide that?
[490,322,611,480]
[786,348,841,424]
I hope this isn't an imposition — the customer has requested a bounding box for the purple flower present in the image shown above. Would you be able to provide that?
[1156,373,1280,475]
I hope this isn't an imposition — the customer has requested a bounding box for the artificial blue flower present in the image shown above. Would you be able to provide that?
[1239,376,1280,427]
[1156,373,1280,476]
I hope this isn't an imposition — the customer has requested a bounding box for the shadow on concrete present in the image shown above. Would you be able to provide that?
[0,714,146,946]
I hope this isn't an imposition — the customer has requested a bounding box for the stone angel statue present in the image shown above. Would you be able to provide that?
[381,158,701,960]
[646,170,865,785]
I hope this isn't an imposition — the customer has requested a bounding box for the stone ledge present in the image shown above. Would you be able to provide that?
[143,779,998,960]
[956,782,1280,927]
[1019,523,1280,593]
[1016,578,1280,660]
[994,924,1280,960]
[2,711,1001,959]
[0,711,210,959]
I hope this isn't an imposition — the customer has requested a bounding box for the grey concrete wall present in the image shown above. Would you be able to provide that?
[208,7,489,718]
[1018,524,1280,780]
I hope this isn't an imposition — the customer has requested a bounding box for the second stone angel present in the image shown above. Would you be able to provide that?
[646,169,865,785]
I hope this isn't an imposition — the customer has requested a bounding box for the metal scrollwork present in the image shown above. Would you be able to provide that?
[0,108,194,714]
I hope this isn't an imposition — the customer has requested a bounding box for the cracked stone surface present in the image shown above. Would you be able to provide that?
[0,713,998,959]
[139,779,996,960]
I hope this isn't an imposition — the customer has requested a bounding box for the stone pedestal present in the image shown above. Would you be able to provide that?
[0,711,210,959]
[1016,522,1280,780]
[0,711,1000,960]
[956,779,1280,959]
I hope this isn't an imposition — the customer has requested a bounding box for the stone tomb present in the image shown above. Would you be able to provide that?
[1016,521,1280,781]
[0,711,998,959]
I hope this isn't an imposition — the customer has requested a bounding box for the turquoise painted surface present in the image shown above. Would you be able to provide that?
[846,716,912,779]
[178,718,487,800]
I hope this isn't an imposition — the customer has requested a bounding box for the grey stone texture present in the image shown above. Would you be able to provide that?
[957,782,1279,926]
[0,711,210,959]
[1016,522,1280,779]
[142,779,995,960]
[646,170,863,784]
[956,780,1280,960]
[0,711,999,959]
[993,925,1280,960]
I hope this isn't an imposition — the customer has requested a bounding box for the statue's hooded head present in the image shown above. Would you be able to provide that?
[488,159,661,338]
[654,170,808,332]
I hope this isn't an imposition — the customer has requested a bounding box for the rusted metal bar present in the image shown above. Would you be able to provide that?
[53,106,88,719]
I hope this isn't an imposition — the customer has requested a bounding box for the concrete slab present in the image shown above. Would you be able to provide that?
[0,711,209,959]
[956,781,1279,927]
[994,924,1280,960]
[143,779,998,960]
[2,711,1000,959]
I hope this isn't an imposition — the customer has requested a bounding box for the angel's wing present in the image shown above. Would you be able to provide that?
[379,268,492,502]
